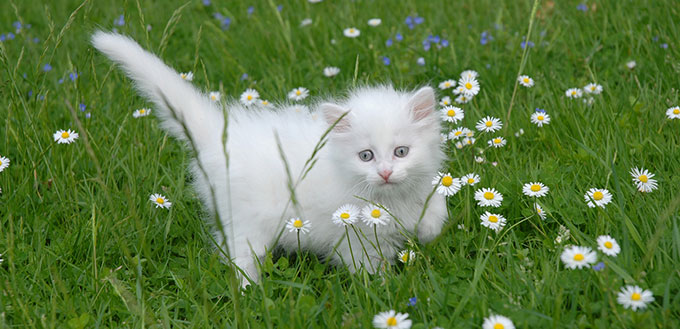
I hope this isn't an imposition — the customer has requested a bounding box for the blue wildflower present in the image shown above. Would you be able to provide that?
[277,4,283,11]
[42,64,52,72]
[79,103,86,112]
[0,34,5,42]
[38,95,45,101]
[58,78,64,84]
[28,90,33,97]
[416,57,425,66]
[13,21,22,32]
[69,72,78,81]
[407,297,417,306]
[535,108,546,113]
[382,56,390,65]
[422,40,430,51]
[33,37,40,43]
[413,16,424,25]
[85,112,91,119]
[405,16,413,25]
[592,262,605,271]
[7,33,15,40]
[577,3,588,11]
[385,38,393,47]
[661,43,668,49]
[520,37,535,49]
[440,39,449,47]
[240,73,248,80]
[114,14,125,26]
[202,0,211,5]
[395,33,403,42]
[247,6,254,16]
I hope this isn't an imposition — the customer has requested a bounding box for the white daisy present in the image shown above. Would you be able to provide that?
[617,285,654,311]
[452,85,467,95]
[343,27,360,38]
[455,94,471,104]
[565,88,583,99]
[522,182,549,197]
[0,156,9,172]
[308,0,322,3]
[475,156,485,163]
[372,310,412,329]
[448,127,470,140]
[149,193,172,209]
[531,111,551,127]
[440,106,464,123]
[361,204,391,226]
[397,249,416,264]
[300,18,312,27]
[438,79,456,90]
[630,167,658,193]
[475,116,503,133]
[460,70,479,80]
[458,76,480,97]
[240,88,260,106]
[560,245,597,269]
[625,60,636,70]
[367,18,382,27]
[133,108,151,118]
[465,129,475,137]
[53,129,79,144]
[666,106,680,119]
[432,172,462,196]
[288,87,309,101]
[323,66,340,77]
[518,75,534,87]
[480,211,507,232]
[534,203,547,220]
[461,173,480,186]
[584,188,612,208]
[474,188,503,207]
[555,225,570,244]
[179,71,193,81]
[439,96,452,106]
[259,99,273,108]
[462,137,476,146]
[488,137,507,148]
[332,204,360,226]
[209,91,221,102]
[583,83,603,94]
[439,133,449,143]
[482,314,515,329]
[596,235,621,256]
[286,217,311,234]
[454,141,464,149]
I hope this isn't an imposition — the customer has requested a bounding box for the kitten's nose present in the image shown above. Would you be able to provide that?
[379,169,393,182]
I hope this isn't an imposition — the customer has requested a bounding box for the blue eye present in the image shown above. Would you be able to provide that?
[394,146,409,157]
[359,150,374,162]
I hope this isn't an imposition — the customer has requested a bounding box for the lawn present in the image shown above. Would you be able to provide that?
[1,0,679,328]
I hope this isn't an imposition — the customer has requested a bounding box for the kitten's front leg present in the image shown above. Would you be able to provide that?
[415,193,448,243]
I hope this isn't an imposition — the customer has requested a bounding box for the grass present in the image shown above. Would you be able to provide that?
[1,0,679,327]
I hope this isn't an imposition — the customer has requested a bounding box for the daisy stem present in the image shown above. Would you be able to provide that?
[350,225,375,273]
[373,225,385,261]
[656,120,666,134]
[345,226,358,271]
[297,230,302,258]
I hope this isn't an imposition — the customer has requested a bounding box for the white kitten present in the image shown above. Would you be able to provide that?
[92,31,448,285]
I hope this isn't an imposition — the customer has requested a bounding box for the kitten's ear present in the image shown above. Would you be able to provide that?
[408,86,436,122]
[320,103,351,132]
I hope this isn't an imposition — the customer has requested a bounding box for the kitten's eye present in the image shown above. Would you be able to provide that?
[358,150,374,162]
[394,146,409,158]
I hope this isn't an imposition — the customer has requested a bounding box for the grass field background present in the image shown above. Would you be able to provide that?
[1,0,679,327]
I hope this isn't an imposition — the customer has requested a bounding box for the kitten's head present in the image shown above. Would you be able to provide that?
[321,85,444,196]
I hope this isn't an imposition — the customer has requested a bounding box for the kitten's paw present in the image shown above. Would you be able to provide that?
[416,194,447,243]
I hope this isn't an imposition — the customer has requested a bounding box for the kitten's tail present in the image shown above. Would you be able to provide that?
[92,31,222,148]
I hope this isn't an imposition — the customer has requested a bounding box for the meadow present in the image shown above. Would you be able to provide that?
[1,0,679,327]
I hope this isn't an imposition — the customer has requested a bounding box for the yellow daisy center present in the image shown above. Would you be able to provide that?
[61,131,70,138]
[591,86,596,91]
[0,160,2,166]
[530,184,541,192]
[638,175,648,183]
[442,176,453,187]
[349,29,355,33]
[537,208,542,213]
[674,109,680,114]
[447,109,456,117]
[156,198,164,204]
[537,115,544,121]
[262,100,269,105]
[494,324,505,329]
[523,78,529,83]
[140,109,146,114]
[443,100,449,105]
[483,192,494,200]
[467,178,475,184]
[631,293,641,301]
[573,253,584,261]
[493,138,502,144]
[592,191,604,201]
[293,219,303,228]
[295,90,301,96]
[488,215,498,223]
[371,209,381,218]
[454,131,462,136]
[247,95,253,100]
[485,121,493,127]
[386,317,397,326]
[465,82,472,89]
[604,241,613,249]
[444,82,451,87]
[211,95,217,100]
[401,253,409,262]
[340,212,350,220]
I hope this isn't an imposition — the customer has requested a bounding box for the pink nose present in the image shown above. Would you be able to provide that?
[379,169,393,182]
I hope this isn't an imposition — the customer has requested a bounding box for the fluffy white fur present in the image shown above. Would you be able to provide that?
[92,31,448,285]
